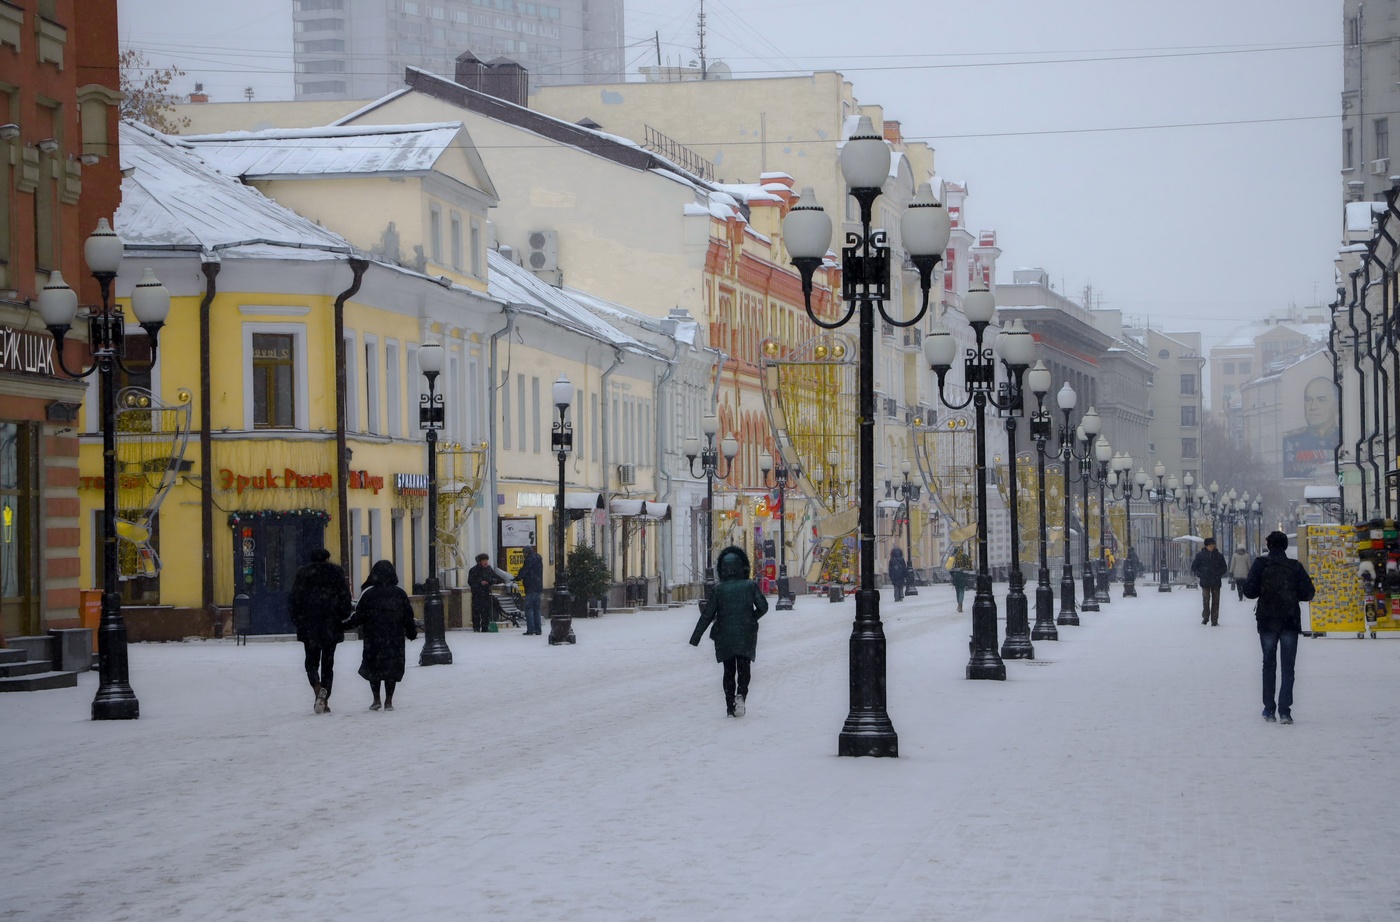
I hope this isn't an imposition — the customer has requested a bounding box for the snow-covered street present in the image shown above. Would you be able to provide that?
[4,585,1398,921]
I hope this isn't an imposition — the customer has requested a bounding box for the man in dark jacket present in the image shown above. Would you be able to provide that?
[1190,537,1229,625]
[467,552,504,632]
[1243,531,1317,724]
[518,546,544,635]
[288,547,352,714]
[690,545,768,717]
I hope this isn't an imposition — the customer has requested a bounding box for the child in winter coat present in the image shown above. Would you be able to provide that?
[690,545,768,717]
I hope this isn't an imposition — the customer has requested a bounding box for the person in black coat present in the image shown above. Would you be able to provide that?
[289,548,352,715]
[467,552,505,632]
[888,547,908,602]
[518,546,544,635]
[1190,537,1229,625]
[343,559,418,711]
[690,546,768,717]
[1242,531,1317,724]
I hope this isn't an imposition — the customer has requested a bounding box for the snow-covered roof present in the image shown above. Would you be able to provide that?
[487,251,660,358]
[116,121,352,257]
[178,122,466,180]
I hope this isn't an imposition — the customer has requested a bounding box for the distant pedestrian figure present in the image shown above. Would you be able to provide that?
[343,559,418,711]
[288,547,352,715]
[690,545,768,718]
[1243,531,1316,725]
[888,547,908,602]
[949,549,972,613]
[468,552,504,632]
[1229,545,1251,601]
[1190,537,1229,625]
[518,546,544,635]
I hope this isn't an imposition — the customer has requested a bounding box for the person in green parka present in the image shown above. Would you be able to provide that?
[690,545,768,718]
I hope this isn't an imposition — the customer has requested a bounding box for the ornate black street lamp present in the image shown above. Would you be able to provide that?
[1205,480,1222,547]
[549,374,577,645]
[684,413,738,603]
[926,294,1038,676]
[39,219,172,720]
[897,459,920,598]
[1026,361,1058,640]
[784,115,952,753]
[759,450,797,610]
[1149,461,1175,592]
[1089,436,1114,605]
[416,342,452,665]
[1175,471,1200,538]
[1052,386,1098,623]
[1108,457,1148,597]
[995,322,1034,657]
[1249,497,1263,556]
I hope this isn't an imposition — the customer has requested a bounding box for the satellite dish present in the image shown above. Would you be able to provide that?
[708,60,731,79]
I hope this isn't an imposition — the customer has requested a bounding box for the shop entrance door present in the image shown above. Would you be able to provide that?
[231,513,327,634]
[0,422,39,640]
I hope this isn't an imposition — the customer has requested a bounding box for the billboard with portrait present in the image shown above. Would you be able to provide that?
[1282,375,1338,480]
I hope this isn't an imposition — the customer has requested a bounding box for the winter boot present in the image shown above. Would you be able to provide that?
[313,685,328,715]
[734,695,746,718]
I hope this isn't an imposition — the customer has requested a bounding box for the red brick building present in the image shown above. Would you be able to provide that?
[0,0,121,640]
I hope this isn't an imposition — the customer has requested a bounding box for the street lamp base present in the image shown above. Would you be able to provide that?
[418,587,453,666]
[775,595,795,611]
[548,617,576,644]
[1123,580,1138,598]
[1000,588,1034,660]
[1031,581,1059,641]
[966,588,1007,680]
[837,589,898,757]
[905,585,919,597]
[1057,570,1079,625]
[92,686,139,721]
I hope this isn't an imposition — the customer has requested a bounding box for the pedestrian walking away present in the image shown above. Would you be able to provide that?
[888,546,908,602]
[467,552,505,632]
[288,547,352,715]
[518,545,544,635]
[690,545,768,718]
[1229,545,1251,601]
[1242,531,1316,725]
[949,548,972,613]
[343,559,419,711]
[1190,537,1228,625]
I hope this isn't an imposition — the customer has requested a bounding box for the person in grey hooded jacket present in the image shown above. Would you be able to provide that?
[690,545,768,717]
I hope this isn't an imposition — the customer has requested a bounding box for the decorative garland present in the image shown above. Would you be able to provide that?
[228,509,331,526]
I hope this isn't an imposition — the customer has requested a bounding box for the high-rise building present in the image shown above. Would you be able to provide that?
[292,0,624,101]
[1342,1,1400,204]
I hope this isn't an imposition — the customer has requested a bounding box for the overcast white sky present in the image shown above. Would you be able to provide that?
[119,0,1340,349]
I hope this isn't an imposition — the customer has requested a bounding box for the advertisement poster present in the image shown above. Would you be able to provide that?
[1303,525,1365,634]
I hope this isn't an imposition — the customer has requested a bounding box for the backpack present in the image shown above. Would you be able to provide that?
[1258,557,1297,608]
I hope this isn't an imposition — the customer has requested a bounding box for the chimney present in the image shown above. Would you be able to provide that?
[455,50,485,91]
[482,57,529,107]
[188,82,208,104]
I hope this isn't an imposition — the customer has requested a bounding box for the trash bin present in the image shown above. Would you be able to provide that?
[828,585,844,603]
[233,593,252,645]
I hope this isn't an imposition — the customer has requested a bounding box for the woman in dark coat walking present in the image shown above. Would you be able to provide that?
[690,545,768,717]
[343,559,418,711]
[888,547,908,602]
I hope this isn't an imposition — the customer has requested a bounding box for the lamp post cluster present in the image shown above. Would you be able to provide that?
[925,288,1037,676]
[758,450,797,610]
[550,374,578,645]
[684,413,739,603]
[1090,434,1114,606]
[416,343,452,665]
[39,219,173,721]
[895,459,920,598]
[1107,456,1148,597]
[1051,388,1100,621]
[784,115,952,755]
[1148,462,1177,591]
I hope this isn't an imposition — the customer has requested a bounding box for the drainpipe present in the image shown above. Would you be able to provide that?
[199,260,221,635]
[654,336,681,601]
[1328,285,1347,522]
[488,307,517,565]
[600,345,624,583]
[335,258,369,574]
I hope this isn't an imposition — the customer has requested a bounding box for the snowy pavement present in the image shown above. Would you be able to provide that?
[3,583,1399,921]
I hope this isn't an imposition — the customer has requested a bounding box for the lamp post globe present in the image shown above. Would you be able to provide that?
[42,220,176,720]
[547,374,577,645]
[416,342,452,665]
[784,120,954,755]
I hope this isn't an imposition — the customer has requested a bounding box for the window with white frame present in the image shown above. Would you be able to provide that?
[243,323,310,430]
[385,339,402,437]
[364,334,380,435]
[451,212,463,270]
[343,331,359,431]
[470,220,482,276]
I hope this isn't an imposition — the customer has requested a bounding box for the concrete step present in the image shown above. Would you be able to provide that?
[0,648,25,664]
[0,670,79,693]
[0,660,52,678]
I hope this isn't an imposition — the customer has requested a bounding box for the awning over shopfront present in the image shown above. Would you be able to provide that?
[609,499,672,520]
[565,492,606,510]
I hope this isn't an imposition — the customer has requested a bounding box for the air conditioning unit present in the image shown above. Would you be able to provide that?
[1372,158,1390,175]
[526,230,558,271]
[617,462,636,485]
